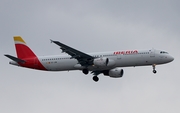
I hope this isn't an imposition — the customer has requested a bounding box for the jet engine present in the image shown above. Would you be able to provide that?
[93,57,115,67]
[107,68,124,78]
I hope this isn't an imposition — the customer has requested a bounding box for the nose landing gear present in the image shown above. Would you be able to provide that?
[152,64,157,74]
[153,70,157,74]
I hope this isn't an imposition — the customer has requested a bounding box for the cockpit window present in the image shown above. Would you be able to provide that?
[160,51,168,54]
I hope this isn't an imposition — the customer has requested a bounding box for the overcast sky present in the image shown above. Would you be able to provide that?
[1,0,180,113]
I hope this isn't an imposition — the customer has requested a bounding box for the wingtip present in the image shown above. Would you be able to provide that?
[4,54,9,57]
[50,39,53,43]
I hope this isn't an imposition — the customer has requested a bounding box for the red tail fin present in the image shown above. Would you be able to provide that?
[14,36,36,59]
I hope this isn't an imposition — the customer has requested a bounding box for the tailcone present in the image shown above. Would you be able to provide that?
[9,61,20,66]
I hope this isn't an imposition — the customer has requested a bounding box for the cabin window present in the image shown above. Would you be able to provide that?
[160,51,168,54]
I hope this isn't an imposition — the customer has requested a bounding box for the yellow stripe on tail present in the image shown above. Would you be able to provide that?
[14,36,26,44]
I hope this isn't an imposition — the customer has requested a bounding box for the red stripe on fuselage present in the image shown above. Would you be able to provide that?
[18,57,47,71]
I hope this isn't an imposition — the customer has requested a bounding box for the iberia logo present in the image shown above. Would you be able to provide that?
[114,50,138,55]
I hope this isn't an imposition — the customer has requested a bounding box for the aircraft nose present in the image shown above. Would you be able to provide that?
[169,56,174,62]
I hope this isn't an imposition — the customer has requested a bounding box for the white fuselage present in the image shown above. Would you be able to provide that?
[34,49,174,71]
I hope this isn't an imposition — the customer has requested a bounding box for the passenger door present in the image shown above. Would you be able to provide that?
[150,49,155,57]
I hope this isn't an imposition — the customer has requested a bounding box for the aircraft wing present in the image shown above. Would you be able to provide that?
[51,40,94,66]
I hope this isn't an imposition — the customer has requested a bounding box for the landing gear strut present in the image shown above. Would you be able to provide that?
[152,64,157,74]
[82,69,89,75]
[93,76,99,82]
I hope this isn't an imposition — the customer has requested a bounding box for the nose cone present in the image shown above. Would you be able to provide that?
[168,55,174,62]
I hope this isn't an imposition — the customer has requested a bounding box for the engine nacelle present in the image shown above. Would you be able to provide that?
[108,68,124,78]
[93,57,115,67]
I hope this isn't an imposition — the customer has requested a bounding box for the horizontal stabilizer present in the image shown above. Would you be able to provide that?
[4,54,25,63]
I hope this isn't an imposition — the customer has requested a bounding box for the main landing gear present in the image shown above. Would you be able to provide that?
[82,69,99,82]
[152,64,157,74]
[93,76,99,82]
[82,69,89,75]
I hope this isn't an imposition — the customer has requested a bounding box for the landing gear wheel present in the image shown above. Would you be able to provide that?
[153,70,157,74]
[93,76,99,82]
[152,64,157,74]
[82,69,89,75]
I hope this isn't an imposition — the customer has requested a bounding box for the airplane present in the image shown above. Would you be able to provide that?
[5,36,174,82]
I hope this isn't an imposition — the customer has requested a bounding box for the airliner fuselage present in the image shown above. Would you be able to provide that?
[11,49,173,71]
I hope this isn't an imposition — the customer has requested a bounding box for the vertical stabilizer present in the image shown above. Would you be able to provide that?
[14,36,36,59]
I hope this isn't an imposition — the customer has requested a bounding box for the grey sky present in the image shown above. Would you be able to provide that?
[1,0,180,113]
